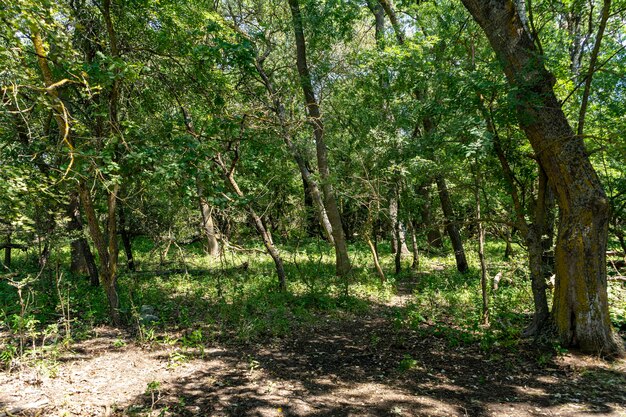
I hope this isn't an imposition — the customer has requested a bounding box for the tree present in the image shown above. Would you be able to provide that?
[461,0,623,355]
[287,0,351,277]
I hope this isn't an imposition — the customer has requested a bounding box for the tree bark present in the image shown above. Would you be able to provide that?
[524,169,552,336]
[410,220,420,271]
[418,184,443,249]
[436,175,469,273]
[33,29,117,308]
[197,183,220,257]
[302,172,319,238]
[249,49,335,245]
[215,154,287,292]
[118,203,136,271]
[393,195,402,275]
[367,237,386,283]
[288,0,351,276]
[474,166,489,325]
[378,0,404,44]
[68,192,99,285]
[577,0,611,136]
[366,0,385,46]
[3,234,11,268]
[479,95,555,334]
[79,182,121,325]
[462,0,622,355]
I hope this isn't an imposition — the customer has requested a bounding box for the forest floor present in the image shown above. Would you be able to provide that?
[1,279,625,417]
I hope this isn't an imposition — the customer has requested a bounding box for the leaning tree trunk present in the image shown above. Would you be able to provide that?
[215,155,287,292]
[288,0,351,277]
[436,175,469,273]
[248,49,335,245]
[462,0,623,355]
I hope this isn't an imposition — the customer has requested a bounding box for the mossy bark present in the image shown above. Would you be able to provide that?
[462,0,623,355]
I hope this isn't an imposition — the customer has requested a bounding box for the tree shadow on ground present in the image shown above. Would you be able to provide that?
[113,290,626,417]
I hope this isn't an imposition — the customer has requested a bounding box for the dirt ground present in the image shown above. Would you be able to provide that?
[1,288,625,417]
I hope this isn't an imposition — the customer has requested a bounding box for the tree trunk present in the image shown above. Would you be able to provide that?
[524,175,551,336]
[418,183,443,249]
[197,183,220,257]
[462,0,622,355]
[410,220,420,271]
[367,237,386,283]
[483,95,556,336]
[391,187,403,274]
[216,156,287,292]
[119,204,136,271]
[390,192,399,254]
[249,51,335,246]
[67,192,99,284]
[503,227,514,261]
[366,0,385,46]
[4,234,11,268]
[436,175,469,273]
[79,182,121,325]
[302,172,319,238]
[474,167,489,325]
[288,0,351,277]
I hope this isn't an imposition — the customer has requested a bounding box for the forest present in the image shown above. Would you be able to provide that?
[1,0,626,415]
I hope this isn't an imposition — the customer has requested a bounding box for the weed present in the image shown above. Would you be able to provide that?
[145,380,161,410]
[398,354,419,372]
[167,348,187,368]
[112,338,127,348]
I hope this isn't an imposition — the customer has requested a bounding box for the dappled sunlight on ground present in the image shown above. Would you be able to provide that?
[2,297,624,417]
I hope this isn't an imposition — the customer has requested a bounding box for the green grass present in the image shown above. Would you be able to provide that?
[1,235,624,366]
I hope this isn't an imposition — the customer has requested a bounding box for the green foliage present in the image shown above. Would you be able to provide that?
[1,0,624,364]
[397,354,419,372]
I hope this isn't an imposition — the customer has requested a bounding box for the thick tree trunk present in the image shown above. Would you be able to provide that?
[288,0,351,277]
[462,0,622,355]
[436,176,469,273]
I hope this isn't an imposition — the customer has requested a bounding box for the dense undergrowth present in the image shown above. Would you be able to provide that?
[1,237,625,370]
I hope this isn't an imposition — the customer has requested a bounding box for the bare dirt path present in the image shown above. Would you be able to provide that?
[1,284,625,417]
